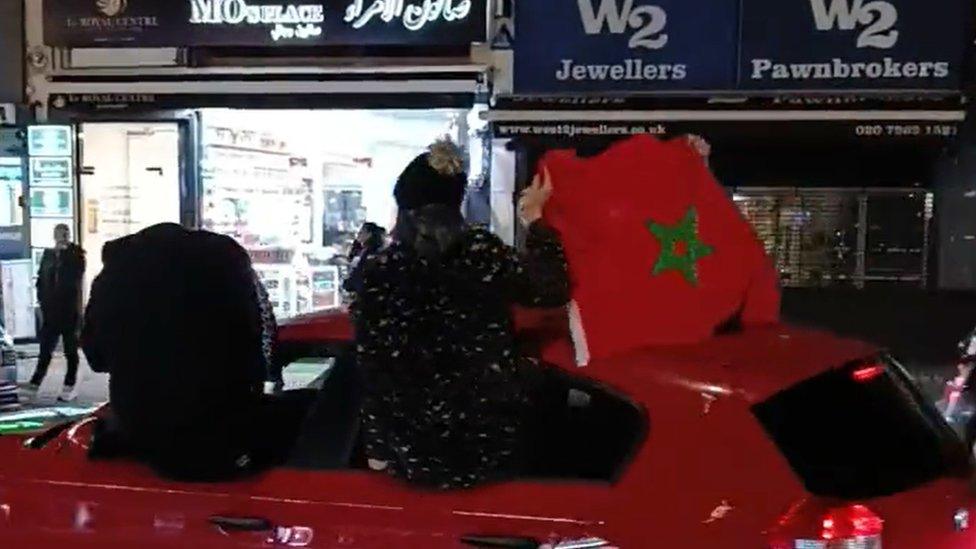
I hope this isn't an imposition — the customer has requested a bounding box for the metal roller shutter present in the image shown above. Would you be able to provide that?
[731,188,931,288]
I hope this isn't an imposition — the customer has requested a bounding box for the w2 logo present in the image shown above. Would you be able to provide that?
[810,0,899,49]
[576,0,668,50]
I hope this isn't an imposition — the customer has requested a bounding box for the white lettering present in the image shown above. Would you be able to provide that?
[190,0,324,24]
[809,0,899,49]
[577,0,630,34]
[749,57,952,81]
[190,0,217,23]
[553,59,686,82]
[576,0,668,50]
[189,0,324,40]
[222,0,246,24]
[810,0,860,31]
[345,0,471,32]
[790,64,815,79]
[587,65,610,80]
[751,58,773,79]
[555,59,573,81]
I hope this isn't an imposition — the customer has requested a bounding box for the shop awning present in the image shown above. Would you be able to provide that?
[46,65,489,113]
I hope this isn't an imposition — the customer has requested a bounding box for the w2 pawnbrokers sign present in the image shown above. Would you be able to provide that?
[739,0,969,90]
[44,0,486,47]
[514,0,739,93]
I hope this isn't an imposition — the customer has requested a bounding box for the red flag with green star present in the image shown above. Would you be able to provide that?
[541,135,780,361]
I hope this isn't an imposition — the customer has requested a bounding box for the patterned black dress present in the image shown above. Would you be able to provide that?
[351,222,569,489]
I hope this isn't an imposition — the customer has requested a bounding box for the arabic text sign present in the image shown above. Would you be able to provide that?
[43,0,488,47]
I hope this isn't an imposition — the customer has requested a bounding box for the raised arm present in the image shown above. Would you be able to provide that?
[501,168,570,307]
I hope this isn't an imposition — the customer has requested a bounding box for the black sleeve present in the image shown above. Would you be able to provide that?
[500,222,571,308]
[81,274,108,374]
[36,250,52,303]
[343,256,366,295]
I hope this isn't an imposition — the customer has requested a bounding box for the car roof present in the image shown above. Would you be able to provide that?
[589,324,878,404]
[279,310,878,405]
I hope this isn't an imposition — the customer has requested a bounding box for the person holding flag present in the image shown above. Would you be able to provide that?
[540,134,780,365]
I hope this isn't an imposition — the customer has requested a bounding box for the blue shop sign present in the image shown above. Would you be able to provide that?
[514,0,739,93]
[739,0,969,90]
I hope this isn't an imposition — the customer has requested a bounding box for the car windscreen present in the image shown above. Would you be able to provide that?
[753,356,971,500]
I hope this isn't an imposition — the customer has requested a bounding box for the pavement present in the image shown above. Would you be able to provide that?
[14,343,108,409]
[8,346,331,412]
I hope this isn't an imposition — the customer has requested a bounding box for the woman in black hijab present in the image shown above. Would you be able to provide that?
[343,222,387,295]
[350,139,570,489]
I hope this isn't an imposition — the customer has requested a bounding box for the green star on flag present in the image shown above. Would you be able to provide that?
[646,207,713,286]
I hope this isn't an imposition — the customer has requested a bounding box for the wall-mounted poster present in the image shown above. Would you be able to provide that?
[30,188,73,218]
[27,126,72,157]
[29,157,72,187]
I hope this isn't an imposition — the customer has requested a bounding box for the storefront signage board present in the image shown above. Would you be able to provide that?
[44,0,488,47]
[29,158,72,186]
[26,125,76,252]
[514,0,739,93]
[491,118,962,144]
[739,0,969,90]
[27,126,72,158]
[514,0,969,93]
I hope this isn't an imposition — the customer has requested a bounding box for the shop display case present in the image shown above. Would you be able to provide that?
[200,109,468,318]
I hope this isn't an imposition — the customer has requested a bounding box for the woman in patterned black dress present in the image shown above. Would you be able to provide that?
[351,139,569,489]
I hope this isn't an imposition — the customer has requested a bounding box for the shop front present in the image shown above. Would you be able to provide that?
[492,0,972,289]
[27,0,491,319]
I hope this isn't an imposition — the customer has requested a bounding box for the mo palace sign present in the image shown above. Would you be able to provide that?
[44,0,487,47]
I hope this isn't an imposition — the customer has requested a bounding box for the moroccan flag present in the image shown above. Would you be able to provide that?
[541,135,780,362]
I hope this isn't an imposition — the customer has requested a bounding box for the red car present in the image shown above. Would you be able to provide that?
[0,309,972,548]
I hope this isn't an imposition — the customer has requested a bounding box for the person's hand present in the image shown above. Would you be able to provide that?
[686,134,712,158]
[519,167,554,225]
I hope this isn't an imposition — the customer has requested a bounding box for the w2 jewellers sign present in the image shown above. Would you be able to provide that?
[515,0,739,92]
[44,0,487,47]
[514,0,969,93]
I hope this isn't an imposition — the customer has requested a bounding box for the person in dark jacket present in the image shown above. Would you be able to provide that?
[27,223,86,402]
[351,139,570,489]
[343,222,387,295]
[83,223,310,481]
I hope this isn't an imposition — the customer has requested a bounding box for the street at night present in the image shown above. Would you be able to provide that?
[1,0,976,547]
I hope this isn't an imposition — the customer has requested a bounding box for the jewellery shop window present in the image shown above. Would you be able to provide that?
[199,108,485,320]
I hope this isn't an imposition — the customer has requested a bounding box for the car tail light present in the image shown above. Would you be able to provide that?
[768,500,883,549]
[850,363,886,383]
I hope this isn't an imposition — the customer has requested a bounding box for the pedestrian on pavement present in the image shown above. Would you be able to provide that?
[26,223,85,402]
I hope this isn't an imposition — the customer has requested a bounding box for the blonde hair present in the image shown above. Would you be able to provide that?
[427,137,464,177]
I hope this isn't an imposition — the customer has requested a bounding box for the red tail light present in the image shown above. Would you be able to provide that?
[769,500,883,548]
[851,364,886,383]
